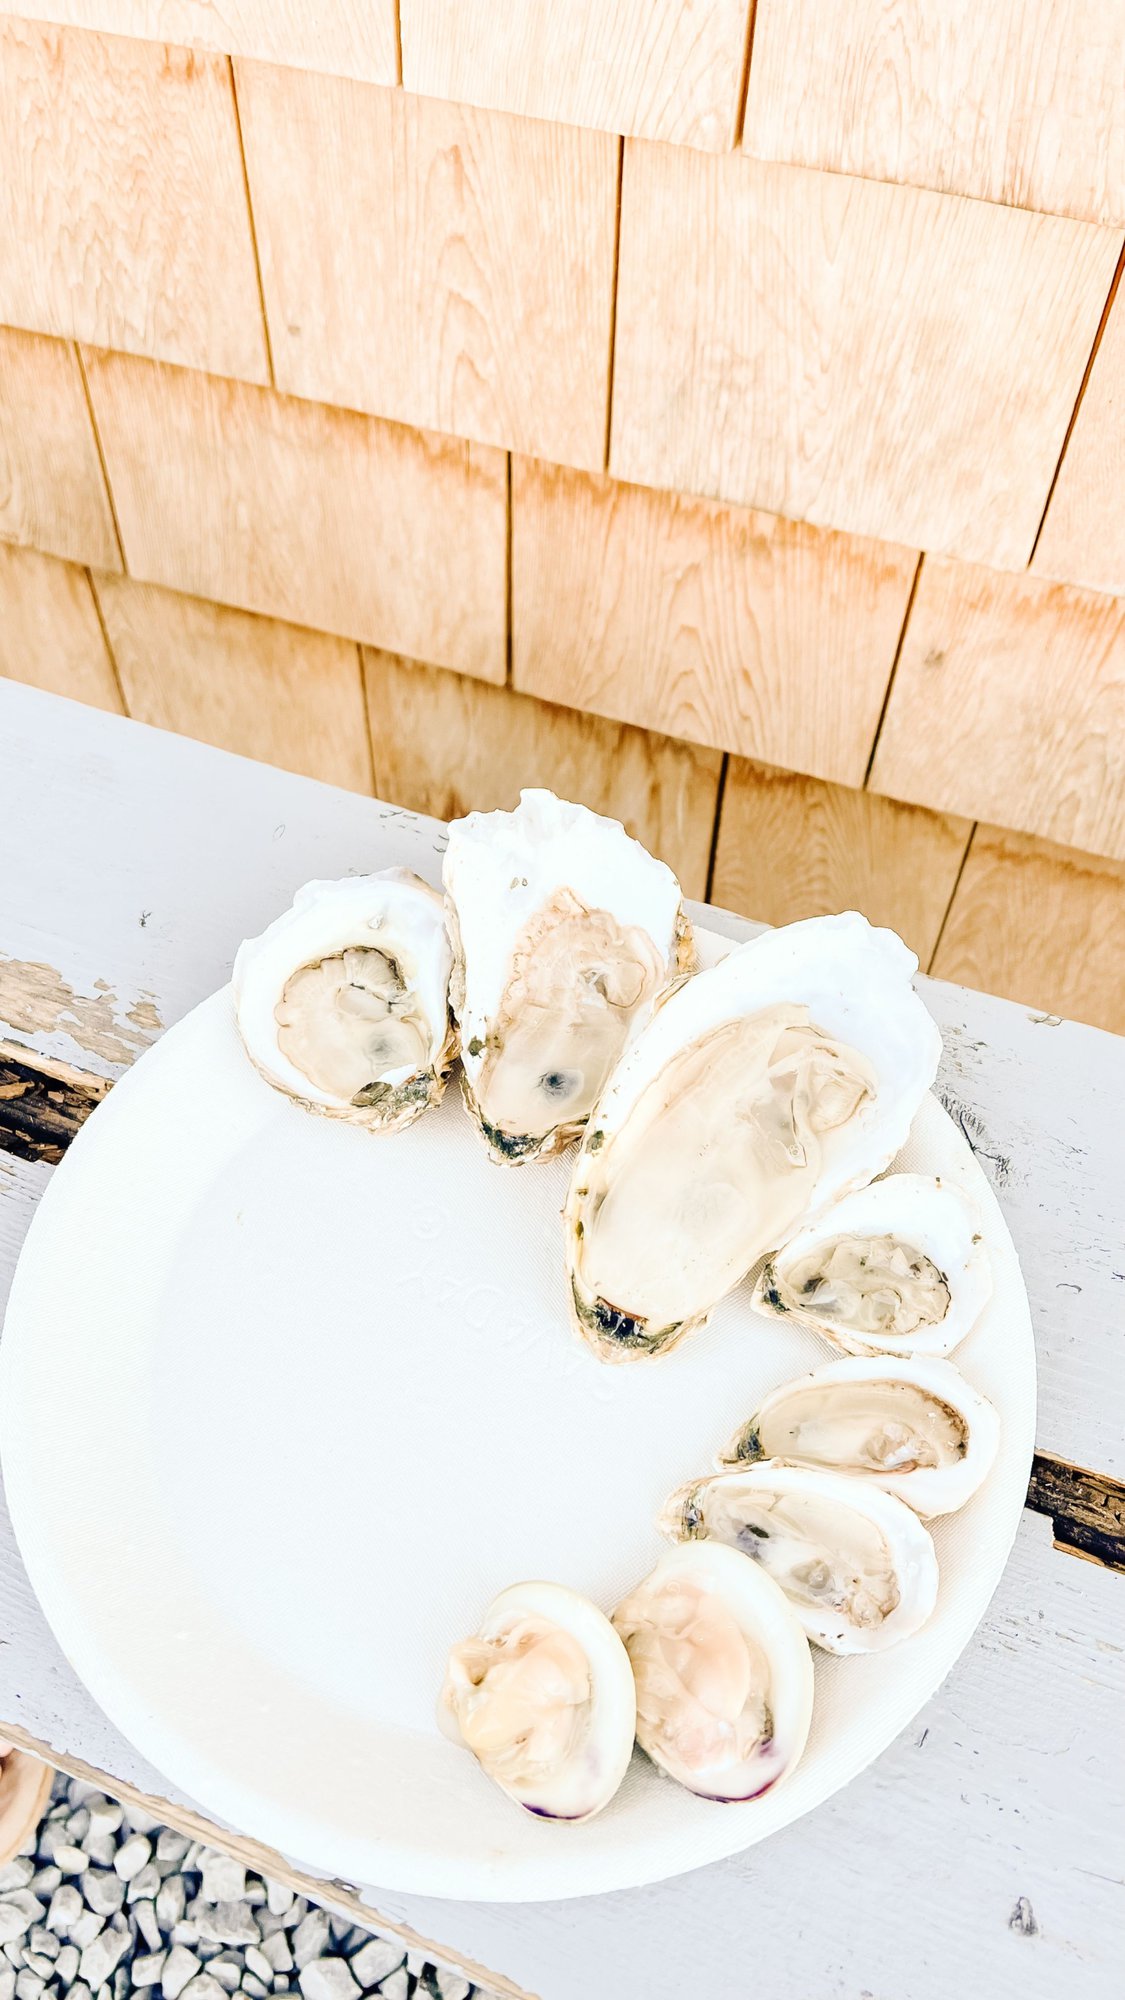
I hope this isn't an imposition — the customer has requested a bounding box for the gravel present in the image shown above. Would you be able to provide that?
[10,1778,494,2000]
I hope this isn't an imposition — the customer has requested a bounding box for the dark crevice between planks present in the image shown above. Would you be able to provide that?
[1028,233,1125,568]
[2,1045,1123,1575]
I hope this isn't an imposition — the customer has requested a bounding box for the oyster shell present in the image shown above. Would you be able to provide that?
[439,1580,636,1821]
[232,870,455,1133]
[565,913,942,1361]
[659,1463,939,1654]
[719,1355,1000,1517]
[751,1172,992,1359]
[443,790,692,1163]
[612,1542,813,1801]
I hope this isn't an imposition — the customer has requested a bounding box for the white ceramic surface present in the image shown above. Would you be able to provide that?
[0,933,1035,1902]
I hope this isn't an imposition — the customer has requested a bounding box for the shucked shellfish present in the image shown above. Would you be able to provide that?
[612,1542,813,1801]
[439,1581,636,1821]
[751,1173,992,1359]
[233,871,455,1133]
[565,913,942,1361]
[443,790,692,1163]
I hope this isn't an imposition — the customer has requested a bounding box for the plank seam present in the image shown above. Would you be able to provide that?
[704,752,730,904]
[228,58,276,391]
[862,550,924,787]
[1028,232,1125,567]
[392,0,403,88]
[504,454,514,687]
[74,343,126,572]
[603,136,625,472]
[355,642,377,794]
[926,820,977,972]
[83,568,129,716]
[732,0,759,150]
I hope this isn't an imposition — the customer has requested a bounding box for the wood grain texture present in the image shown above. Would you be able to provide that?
[932,826,1125,1034]
[93,574,373,794]
[399,0,751,151]
[0,542,120,711]
[82,352,508,680]
[743,0,1125,225]
[511,458,917,786]
[610,146,1122,568]
[236,65,617,468]
[0,327,120,570]
[710,757,971,963]
[871,559,1125,861]
[1033,279,1125,595]
[362,649,721,897]
[6,1,398,83]
[0,1037,110,1167]
[0,21,267,382]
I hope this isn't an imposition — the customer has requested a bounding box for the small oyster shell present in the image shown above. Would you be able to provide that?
[232,869,456,1133]
[439,1580,636,1821]
[612,1542,813,1801]
[565,912,942,1361]
[752,1172,992,1359]
[719,1355,1000,1517]
[659,1462,939,1654]
[443,790,692,1164]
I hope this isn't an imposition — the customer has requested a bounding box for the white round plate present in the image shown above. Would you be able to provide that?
[0,931,1035,1902]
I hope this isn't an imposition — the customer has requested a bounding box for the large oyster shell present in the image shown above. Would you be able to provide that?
[442,790,692,1164]
[659,1462,939,1654]
[232,870,456,1133]
[719,1354,1000,1518]
[752,1172,992,1359]
[565,912,942,1361]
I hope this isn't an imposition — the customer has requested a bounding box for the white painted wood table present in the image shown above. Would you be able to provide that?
[0,682,1122,2000]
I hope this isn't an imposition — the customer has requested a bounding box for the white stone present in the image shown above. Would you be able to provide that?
[195,1905,259,1949]
[292,1912,329,1971]
[179,1976,227,2000]
[126,1863,161,1904]
[86,1801,122,1841]
[245,1948,274,1987]
[65,1809,91,1843]
[66,1783,99,1809]
[156,1876,186,1929]
[70,1913,104,1950]
[66,1982,90,2000]
[14,1967,42,2000]
[432,1978,470,2000]
[112,1837,151,1883]
[171,1924,199,1948]
[259,1936,292,1976]
[55,1946,78,1985]
[155,1833,190,1871]
[134,1901,162,1953]
[46,1885,82,1934]
[0,1965,13,2000]
[298,1960,360,2000]
[347,1940,404,1989]
[0,1910,32,1949]
[0,1871,31,1899]
[21,1957,53,1982]
[83,1873,125,1917]
[35,1828,66,1865]
[162,1947,201,2000]
[120,1809,159,1838]
[53,1845,88,1875]
[78,1924,130,1988]
[114,1960,130,2000]
[376,1976,408,2000]
[199,1856,245,1907]
[133,1955,166,1988]
[243,1886,266,1909]
[26,1876,57,1903]
[242,1978,269,1999]
[265,1887,293,1921]
[182,1848,204,1872]
[83,1837,116,1871]
[0,1947,20,1969]
[24,1933,54,1963]
[207,1960,242,1994]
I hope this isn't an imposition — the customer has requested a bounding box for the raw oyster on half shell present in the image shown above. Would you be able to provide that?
[719,1355,1000,1518]
[233,870,455,1133]
[439,1580,636,1821]
[752,1172,992,1359]
[443,790,692,1164]
[659,1462,939,1654]
[612,1542,813,1801]
[565,913,942,1361]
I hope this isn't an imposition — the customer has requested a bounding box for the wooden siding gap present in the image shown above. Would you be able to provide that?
[603,136,625,471]
[1029,232,1125,567]
[926,821,978,972]
[228,59,276,389]
[83,566,128,714]
[354,640,377,792]
[732,0,759,150]
[863,551,924,786]
[74,342,126,572]
[504,454,513,687]
[392,0,403,86]
[704,751,730,902]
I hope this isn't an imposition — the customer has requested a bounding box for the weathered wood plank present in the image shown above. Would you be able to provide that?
[611,146,1122,568]
[0,543,121,711]
[0,1040,109,1165]
[0,20,268,382]
[237,64,618,469]
[1033,276,1125,596]
[6,1,399,84]
[0,326,120,571]
[1026,1455,1125,1568]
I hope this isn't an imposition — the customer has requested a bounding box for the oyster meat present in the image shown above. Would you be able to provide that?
[612,1542,813,1801]
[752,1172,992,1359]
[443,790,692,1163]
[439,1580,636,1820]
[660,1462,939,1654]
[566,912,942,1361]
[232,870,455,1133]
[720,1355,1000,1517]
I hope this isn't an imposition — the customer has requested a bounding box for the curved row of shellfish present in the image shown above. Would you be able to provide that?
[231,787,1003,1826]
